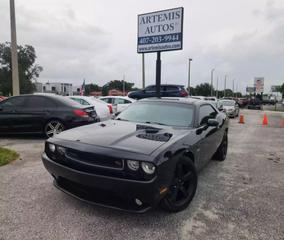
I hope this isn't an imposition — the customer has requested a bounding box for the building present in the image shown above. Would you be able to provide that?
[35,82,73,96]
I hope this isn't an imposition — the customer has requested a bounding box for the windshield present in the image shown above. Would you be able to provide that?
[116,101,194,127]
[220,100,235,106]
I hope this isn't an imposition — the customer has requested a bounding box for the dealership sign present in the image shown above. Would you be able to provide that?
[137,7,184,53]
[246,87,255,93]
[254,77,264,94]
[271,85,281,92]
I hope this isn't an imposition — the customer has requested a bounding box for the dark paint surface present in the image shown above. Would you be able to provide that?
[43,98,228,211]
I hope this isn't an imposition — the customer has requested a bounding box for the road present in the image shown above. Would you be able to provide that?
[0,110,283,240]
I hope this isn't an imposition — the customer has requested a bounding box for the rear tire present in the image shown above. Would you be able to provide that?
[44,120,65,138]
[213,132,228,161]
[160,156,197,212]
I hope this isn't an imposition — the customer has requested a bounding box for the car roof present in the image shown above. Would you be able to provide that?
[139,97,207,106]
[100,96,133,100]
[146,84,184,87]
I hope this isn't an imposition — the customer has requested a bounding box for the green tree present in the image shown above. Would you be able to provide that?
[101,80,135,96]
[280,83,284,96]
[85,83,101,95]
[0,42,43,95]
[194,83,214,96]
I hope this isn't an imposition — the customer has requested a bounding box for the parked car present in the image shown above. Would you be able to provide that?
[247,98,262,110]
[128,84,188,99]
[219,99,239,118]
[68,96,112,121]
[42,97,229,213]
[99,96,136,113]
[237,98,249,108]
[0,94,97,137]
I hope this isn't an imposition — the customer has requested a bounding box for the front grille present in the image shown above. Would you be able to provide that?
[65,149,124,170]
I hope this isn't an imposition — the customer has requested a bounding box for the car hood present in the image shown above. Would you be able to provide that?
[223,106,235,111]
[55,120,189,155]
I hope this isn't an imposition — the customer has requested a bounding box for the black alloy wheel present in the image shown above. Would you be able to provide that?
[214,132,228,161]
[161,156,197,212]
[44,120,65,138]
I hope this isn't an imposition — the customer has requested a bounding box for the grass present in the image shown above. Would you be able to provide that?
[0,147,19,166]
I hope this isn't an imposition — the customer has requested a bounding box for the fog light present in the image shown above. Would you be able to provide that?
[127,160,139,171]
[141,162,155,174]
[48,143,56,152]
[57,146,66,155]
[135,198,143,206]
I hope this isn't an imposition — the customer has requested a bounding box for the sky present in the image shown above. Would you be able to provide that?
[0,0,284,93]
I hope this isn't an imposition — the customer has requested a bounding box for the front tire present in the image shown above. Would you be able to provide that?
[213,132,228,161]
[44,120,65,138]
[160,156,198,212]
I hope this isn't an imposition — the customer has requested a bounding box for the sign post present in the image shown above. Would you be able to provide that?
[137,7,184,97]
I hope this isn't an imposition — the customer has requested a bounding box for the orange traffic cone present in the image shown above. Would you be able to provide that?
[239,114,245,124]
[262,114,268,126]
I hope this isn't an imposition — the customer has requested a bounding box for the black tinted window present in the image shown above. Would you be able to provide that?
[199,105,217,126]
[24,96,56,108]
[0,96,25,108]
[165,86,178,91]
[145,86,155,91]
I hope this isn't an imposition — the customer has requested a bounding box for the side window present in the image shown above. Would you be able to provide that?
[199,105,218,126]
[25,96,47,108]
[0,97,25,108]
[114,98,127,104]
[165,86,178,91]
[80,99,90,106]
[124,99,132,104]
[145,86,155,91]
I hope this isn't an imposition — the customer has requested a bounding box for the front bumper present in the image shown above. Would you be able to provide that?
[42,153,168,213]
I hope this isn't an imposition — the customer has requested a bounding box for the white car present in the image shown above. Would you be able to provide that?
[68,96,112,121]
[99,96,136,113]
[219,99,239,118]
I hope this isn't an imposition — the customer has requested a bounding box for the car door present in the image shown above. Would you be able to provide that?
[163,85,178,97]
[14,96,56,133]
[0,97,25,133]
[142,86,156,98]
[196,104,220,167]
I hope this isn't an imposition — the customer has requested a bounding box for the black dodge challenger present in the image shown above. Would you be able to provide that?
[42,98,228,212]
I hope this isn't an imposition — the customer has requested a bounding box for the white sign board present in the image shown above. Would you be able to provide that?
[254,77,264,94]
[137,7,183,53]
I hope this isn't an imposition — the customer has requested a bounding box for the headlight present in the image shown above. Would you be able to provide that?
[48,143,56,152]
[127,160,139,171]
[57,146,66,155]
[141,162,156,174]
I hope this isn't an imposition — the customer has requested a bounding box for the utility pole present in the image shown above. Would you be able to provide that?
[188,58,192,95]
[142,53,145,89]
[224,75,227,97]
[233,78,235,97]
[10,0,20,96]
[216,76,219,99]
[210,68,215,96]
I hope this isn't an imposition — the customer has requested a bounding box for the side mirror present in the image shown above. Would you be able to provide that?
[142,89,146,93]
[207,119,219,127]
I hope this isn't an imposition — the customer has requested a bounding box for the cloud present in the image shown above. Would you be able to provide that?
[0,0,283,92]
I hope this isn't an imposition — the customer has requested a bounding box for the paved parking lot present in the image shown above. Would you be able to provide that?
[0,110,283,240]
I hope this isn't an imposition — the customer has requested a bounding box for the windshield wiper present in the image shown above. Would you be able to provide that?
[144,121,166,126]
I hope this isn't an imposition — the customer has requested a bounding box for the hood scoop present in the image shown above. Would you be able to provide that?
[136,124,172,142]
[136,124,161,132]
